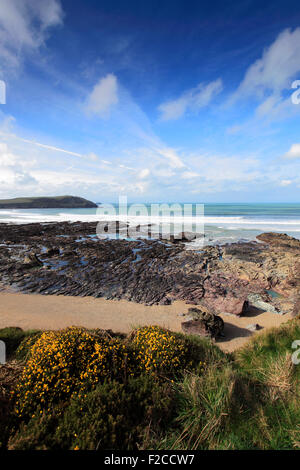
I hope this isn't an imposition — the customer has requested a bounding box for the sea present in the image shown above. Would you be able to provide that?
[1,202,300,248]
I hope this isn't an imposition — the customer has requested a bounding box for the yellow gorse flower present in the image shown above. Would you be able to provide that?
[12,325,201,419]
[132,326,188,376]
[14,327,133,418]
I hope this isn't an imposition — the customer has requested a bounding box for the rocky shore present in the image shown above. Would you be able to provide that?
[0,221,299,323]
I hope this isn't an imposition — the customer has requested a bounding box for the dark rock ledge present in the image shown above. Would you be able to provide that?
[0,223,299,319]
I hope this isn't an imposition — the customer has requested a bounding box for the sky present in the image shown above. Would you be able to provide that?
[1,0,300,203]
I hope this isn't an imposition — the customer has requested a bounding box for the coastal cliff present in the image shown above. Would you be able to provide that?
[0,196,98,209]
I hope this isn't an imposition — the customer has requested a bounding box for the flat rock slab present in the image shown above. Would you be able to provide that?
[181,319,211,338]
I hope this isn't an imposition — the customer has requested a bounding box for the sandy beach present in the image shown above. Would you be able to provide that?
[0,290,292,352]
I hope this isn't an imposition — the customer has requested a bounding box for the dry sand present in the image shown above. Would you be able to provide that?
[0,291,292,352]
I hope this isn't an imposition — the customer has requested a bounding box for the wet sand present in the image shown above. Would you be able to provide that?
[0,291,292,352]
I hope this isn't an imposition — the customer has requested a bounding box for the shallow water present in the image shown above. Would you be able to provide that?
[266,289,282,299]
[1,203,300,246]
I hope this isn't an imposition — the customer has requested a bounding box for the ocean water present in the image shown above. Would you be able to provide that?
[1,203,300,247]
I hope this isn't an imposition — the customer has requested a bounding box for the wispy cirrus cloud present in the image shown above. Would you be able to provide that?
[0,130,102,161]
[158,79,223,121]
[234,28,300,97]
[0,0,63,73]
[229,28,300,120]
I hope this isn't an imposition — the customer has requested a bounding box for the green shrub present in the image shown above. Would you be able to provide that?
[175,331,229,374]
[0,327,40,360]
[0,361,24,449]
[9,375,175,450]
[0,389,15,449]
[15,332,43,360]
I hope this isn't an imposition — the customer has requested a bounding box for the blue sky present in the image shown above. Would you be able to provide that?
[1,0,300,202]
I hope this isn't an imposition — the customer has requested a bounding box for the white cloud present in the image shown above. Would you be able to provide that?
[158,97,187,121]
[86,152,99,162]
[283,143,300,159]
[0,132,159,199]
[0,142,17,165]
[155,147,185,168]
[0,141,38,193]
[158,79,223,121]
[1,127,299,200]
[181,171,199,179]
[280,179,292,186]
[191,155,260,184]
[237,28,300,96]
[85,74,119,118]
[0,131,97,160]
[0,0,63,72]
[139,168,150,179]
[230,28,300,119]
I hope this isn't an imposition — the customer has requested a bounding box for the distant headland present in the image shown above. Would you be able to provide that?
[0,196,98,209]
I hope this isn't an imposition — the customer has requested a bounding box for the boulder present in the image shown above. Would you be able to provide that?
[204,295,248,316]
[181,307,224,339]
[247,293,284,315]
[182,319,211,338]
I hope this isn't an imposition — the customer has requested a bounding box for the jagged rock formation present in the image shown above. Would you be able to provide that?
[0,225,299,318]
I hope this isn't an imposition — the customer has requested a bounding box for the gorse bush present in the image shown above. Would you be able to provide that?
[55,374,175,450]
[14,327,134,418]
[4,320,300,450]
[13,325,199,420]
[175,332,227,374]
[9,375,175,450]
[131,326,189,376]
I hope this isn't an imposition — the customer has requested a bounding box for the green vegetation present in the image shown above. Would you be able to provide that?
[0,195,97,209]
[0,327,41,360]
[0,320,299,450]
[9,376,174,450]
